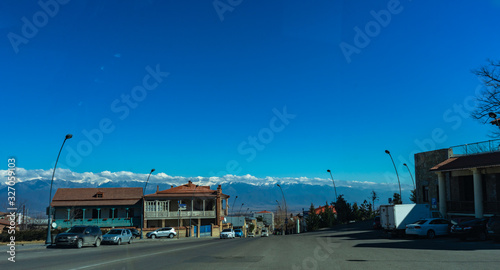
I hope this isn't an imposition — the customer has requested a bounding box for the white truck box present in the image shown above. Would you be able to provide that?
[380,204,432,231]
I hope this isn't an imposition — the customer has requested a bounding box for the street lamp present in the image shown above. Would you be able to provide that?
[276,184,288,235]
[385,150,402,204]
[488,112,500,126]
[326,169,338,200]
[238,203,244,216]
[189,183,200,237]
[231,196,238,216]
[140,168,155,239]
[46,134,72,245]
[403,163,415,189]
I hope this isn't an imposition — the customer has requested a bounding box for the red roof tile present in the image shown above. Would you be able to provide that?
[145,181,229,198]
[51,187,142,207]
[314,205,336,215]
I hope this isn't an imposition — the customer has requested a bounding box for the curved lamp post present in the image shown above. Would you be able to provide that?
[140,168,155,239]
[189,183,200,237]
[488,112,500,126]
[326,169,338,200]
[231,196,238,216]
[238,203,244,216]
[276,184,288,235]
[385,150,402,204]
[403,163,415,189]
[46,134,72,245]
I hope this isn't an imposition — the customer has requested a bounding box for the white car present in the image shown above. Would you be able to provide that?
[261,229,269,237]
[220,229,235,239]
[405,218,452,239]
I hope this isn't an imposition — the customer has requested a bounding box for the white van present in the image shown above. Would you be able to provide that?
[261,229,269,237]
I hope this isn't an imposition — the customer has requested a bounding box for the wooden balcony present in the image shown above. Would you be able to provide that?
[145,210,216,219]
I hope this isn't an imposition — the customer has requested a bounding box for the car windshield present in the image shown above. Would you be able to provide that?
[107,230,122,234]
[67,227,86,233]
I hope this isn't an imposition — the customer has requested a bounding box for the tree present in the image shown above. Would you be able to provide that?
[410,189,417,203]
[370,190,379,213]
[392,193,402,204]
[305,203,320,231]
[334,195,353,224]
[248,223,255,233]
[471,59,500,136]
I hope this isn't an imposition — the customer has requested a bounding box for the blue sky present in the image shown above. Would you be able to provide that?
[2,0,500,188]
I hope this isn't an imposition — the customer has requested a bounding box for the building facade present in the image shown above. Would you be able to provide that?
[415,140,500,219]
[50,187,142,229]
[144,181,230,230]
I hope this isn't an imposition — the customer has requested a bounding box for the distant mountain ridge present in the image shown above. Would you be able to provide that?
[1,178,410,216]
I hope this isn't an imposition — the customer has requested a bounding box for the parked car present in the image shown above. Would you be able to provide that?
[55,225,102,248]
[129,228,141,238]
[102,229,133,245]
[234,229,243,238]
[220,229,235,239]
[248,232,255,237]
[261,229,269,237]
[487,215,500,241]
[405,218,452,239]
[373,216,381,229]
[146,227,177,239]
[451,217,489,241]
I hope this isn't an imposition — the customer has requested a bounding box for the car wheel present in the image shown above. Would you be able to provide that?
[427,230,436,239]
[94,238,101,247]
[128,237,132,244]
[151,234,156,239]
[168,233,174,238]
[76,239,83,249]
[478,232,487,241]
[117,239,121,245]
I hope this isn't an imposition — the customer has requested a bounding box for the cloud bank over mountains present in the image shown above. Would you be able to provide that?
[1,168,412,192]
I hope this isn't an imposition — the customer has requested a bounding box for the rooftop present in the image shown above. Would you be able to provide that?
[430,151,500,172]
[145,181,229,199]
[449,139,500,157]
[51,187,143,207]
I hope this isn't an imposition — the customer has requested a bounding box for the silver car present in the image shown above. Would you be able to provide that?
[102,229,133,245]
[146,227,177,239]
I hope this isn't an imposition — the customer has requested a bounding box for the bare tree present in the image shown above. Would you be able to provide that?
[471,59,500,136]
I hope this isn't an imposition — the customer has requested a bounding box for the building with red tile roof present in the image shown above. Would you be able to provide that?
[144,181,230,232]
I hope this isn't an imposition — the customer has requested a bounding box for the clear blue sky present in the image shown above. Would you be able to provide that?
[2,0,499,186]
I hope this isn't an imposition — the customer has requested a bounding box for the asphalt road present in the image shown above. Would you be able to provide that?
[3,222,500,270]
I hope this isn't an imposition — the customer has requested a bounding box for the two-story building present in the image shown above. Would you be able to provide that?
[50,187,142,229]
[144,181,229,235]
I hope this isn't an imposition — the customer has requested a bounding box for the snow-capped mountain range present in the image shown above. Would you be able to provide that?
[1,168,412,215]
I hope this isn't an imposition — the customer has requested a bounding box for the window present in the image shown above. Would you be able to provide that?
[423,186,429,202]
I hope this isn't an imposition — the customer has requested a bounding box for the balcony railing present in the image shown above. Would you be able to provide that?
[449,139,500,157]
[54,217,138,228]
[145,210,216,219]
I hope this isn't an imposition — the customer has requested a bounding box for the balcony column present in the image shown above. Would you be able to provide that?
[203,200,206,216]
[437,172,446,217]
[472,168,484,218]
[67,208,70,220]
[82,209,86,219]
